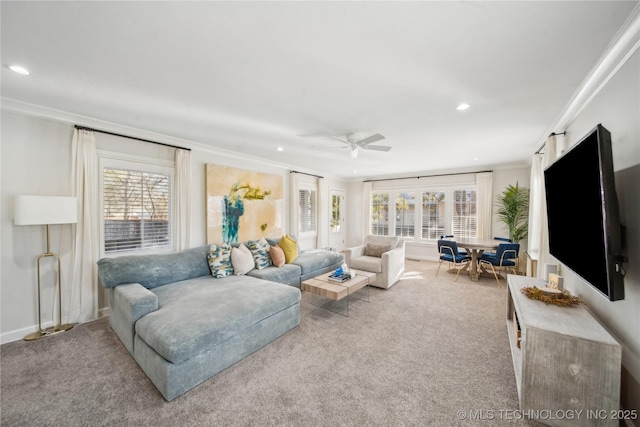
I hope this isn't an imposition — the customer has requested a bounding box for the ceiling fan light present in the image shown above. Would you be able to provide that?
[350,147,359,158]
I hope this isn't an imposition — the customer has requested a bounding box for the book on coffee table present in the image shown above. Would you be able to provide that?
[328,272,351,283]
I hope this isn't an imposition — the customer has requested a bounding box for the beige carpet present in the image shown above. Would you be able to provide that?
[1,260,532,426]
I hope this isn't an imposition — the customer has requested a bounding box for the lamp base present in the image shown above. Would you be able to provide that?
[24,323,76,341]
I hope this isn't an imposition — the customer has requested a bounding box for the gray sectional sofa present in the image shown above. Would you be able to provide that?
[98,241,343,401]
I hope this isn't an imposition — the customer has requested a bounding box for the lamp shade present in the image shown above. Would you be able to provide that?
[14,195,78,225]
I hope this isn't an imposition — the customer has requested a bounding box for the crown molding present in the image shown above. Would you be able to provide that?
[542,3,640,140]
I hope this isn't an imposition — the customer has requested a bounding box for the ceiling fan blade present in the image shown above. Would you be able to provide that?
[357,133,385,146]
[361,145,392,152]
[330,136,350,145]
[312,145,349,150]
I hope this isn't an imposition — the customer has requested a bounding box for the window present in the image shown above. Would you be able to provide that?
[370,184,477,241]
[331,193,341,233]
[100,155,174,256]
[371,192,389,235]
[421,191,445,239]
[395,192,415,237]
[299,188,317,234]
[452,189,477,239]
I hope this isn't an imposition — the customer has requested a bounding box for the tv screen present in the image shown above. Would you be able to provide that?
[544,124,625,301]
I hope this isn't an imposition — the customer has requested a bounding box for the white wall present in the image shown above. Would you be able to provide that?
[345,166,531,261]
[0,110,347,343]
[557,49,639,415]
[1,113,75,342]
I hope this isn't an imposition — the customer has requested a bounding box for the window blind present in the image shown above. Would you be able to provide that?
[103,168,172,253]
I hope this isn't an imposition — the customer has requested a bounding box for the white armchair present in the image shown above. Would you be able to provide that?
[344,235,405,289]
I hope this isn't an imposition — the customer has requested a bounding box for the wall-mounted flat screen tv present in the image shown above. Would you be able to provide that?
[544,124,625,301]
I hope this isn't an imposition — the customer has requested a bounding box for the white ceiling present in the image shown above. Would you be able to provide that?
[1,1,638,179]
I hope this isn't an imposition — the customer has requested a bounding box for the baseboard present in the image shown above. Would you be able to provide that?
[0,321,55,345]
[1,308,110,345]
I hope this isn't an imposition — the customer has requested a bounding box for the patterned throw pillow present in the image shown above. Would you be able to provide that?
[207,243,234,278]
[279,234,299,264]
[247,238,273,270]
[231,244,255,275]
[269,244,286,268]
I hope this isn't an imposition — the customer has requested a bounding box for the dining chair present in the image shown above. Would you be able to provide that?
[439,235,466,255]
[479,242,520,285]
[435,239,471,281]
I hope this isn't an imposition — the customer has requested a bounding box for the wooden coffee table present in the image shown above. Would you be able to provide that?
[301,269,375,316]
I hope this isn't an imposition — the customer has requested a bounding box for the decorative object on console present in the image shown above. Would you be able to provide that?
[14,195,78,341]
[547,272,564,291]
[205,164,283,245]
[521,286,582,308]
[542,263,557,281]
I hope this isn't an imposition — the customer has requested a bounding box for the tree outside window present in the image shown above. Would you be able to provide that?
[371,192,389,235]
[395,192,415,237]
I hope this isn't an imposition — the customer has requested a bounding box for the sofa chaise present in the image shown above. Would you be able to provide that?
[98,241,343,401]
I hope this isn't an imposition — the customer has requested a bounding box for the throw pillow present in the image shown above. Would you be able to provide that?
[269,244,286,267]
[231,244,255,275]
[207,243,234,278]
[279,234,299,263]
[364,244,391,258]
[247,238,272,270]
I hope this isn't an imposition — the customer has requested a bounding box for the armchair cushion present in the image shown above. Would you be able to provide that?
[364,244,391,258]
[350,256,383,273]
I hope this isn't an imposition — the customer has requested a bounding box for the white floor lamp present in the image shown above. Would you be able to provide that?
[14,195,78,341]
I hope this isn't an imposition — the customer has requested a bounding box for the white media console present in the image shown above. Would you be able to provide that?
[506,274,621,427]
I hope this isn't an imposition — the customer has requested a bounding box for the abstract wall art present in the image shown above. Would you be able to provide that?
[206,164,284,244]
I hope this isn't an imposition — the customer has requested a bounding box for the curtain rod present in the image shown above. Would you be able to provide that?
[74,125,191,151]
[290,170,324,179]
[535,131,566,154]
[363,170,492,183]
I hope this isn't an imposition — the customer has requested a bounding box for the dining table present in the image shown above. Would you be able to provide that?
[454,238,501,281]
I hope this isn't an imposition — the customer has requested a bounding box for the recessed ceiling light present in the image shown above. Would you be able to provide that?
[8,65,30,75]
[277,147,283,152]
[353,170,358,174]
[472,157,479,161]
[456,103,470,111]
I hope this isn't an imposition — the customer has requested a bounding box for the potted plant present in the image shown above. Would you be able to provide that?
[495,182,529,243]
[495,183,529,274]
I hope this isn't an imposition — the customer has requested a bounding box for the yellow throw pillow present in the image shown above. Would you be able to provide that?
[279,234,299,263]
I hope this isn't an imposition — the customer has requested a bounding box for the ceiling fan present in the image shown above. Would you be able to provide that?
[320,133,392,158]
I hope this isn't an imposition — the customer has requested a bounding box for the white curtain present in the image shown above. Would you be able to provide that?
[362,181,372,239]
[475,172,493,240]
[69,129,99,323]
[289,172,299,237]
[174,149,191,251]
[528,134,566,277]
[316,177,326,249]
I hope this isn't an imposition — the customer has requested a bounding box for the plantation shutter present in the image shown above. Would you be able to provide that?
[103,168,172,253]
[298,188,317,233]
[452,189,477,239]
